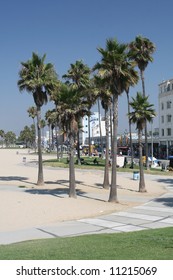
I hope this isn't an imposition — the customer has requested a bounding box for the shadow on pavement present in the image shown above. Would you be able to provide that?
[153,196,173,207]
[25,187,86,198]
[157,178,173,189]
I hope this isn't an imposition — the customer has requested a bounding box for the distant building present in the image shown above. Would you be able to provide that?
[82,112,113,147]
[81,112,99,145]
[158,78,173,158]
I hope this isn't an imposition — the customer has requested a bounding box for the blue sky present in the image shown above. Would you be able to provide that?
[0,0,173,135]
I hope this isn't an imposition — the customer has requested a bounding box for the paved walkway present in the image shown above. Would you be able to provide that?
[0,182,173,245]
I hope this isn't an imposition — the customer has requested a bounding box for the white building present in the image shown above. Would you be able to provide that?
[158,78,173,158]
[81,112,107,145]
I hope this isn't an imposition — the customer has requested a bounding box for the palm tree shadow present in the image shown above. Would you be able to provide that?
[93,183,105,189]
[157,178,173,189]
[78,192,107,202]
[117,184,139,193]
[25,187,86,198]
[45,179,83,187]
[153,197,173,208]
[0,176,35,185]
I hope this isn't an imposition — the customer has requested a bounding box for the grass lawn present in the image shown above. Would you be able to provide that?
[0,227,173,260]
[43,156,173,176]
[43,156,105,170]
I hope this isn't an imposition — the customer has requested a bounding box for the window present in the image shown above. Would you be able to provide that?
[167,115,172,122]
[161,116,164,123]
[167,101,171,109]
[161,103,164,110]
[167,128,171,136]
[167,83,170,91]
[162,129,164,136]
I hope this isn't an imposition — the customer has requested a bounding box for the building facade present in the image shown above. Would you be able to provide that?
[81,112,107,145]
[159,78,173,158]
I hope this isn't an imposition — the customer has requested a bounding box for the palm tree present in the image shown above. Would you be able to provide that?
[0,130,5,147]
[122,66,139,168]
[18,52,58,185]
[62,60,91,163]
[62,60,91,90]
[97,98,104,157]
[94,38,137,202]
[56,83,88,198]
[93,75,112,189]
[129,35,156,168]
[129,92,156,192]
[27,106,37,151]
[85,84,98,157]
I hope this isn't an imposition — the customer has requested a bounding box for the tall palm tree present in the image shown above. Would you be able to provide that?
[129,35,156,168]
[27,106,37,124]
[122,66,139,168]
[56,83,88,198]
[129,92,156,192]
[62,60,91,90]
[18,52,58,185]
[63,60,91,163]
[94,38,137,202]
[97,98,104,157]
[27,106,37,151]
[93,75,112,189]
[85,84,98,157]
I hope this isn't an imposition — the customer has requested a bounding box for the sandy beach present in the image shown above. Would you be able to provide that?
[0,149,168,232]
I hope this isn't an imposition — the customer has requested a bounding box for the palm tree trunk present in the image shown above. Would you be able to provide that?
[126,91,134,168]
[36,106,44,186]
[103,108,110,189]
[55,123,59,160]
[110,105,113,155]
[33,118,37,152]
[109,94,118,202]
[140,69,149,169]
[48,124,51,151]
[69,131,77,198]
[98,98,104,157]
[77,130,81,165]
[88,115,91,156]
[51,125,54,150]
[55,107,59,160]
[138,128,147,192]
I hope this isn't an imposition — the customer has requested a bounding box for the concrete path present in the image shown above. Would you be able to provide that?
[0,182,173,245]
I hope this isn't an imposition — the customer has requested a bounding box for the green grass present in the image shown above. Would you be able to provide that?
[43,156,105,170]
[0,227,173,259]
[43,157,173,175]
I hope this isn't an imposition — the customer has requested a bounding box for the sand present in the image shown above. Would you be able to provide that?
[0,149,168,232]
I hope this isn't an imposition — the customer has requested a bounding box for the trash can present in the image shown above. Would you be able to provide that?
[133,171,139,180]
[161,163,167,171]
